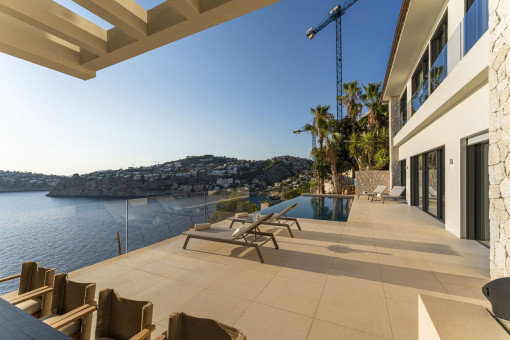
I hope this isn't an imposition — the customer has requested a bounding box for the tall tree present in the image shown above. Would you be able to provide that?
[362,82,383,130]
[338,81,363,128]
[304,105,330,194]
[317,116,342,194]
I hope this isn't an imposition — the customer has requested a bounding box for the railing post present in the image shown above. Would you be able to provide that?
[204,191,207,223]
[125,199,129,257]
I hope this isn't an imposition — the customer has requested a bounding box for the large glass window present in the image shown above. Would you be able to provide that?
[430,14,448,93]
[427,152,438,217]
[400,90,407,125]
[411,148,445,222]
[467,141,489,247]
[411,49,429,114]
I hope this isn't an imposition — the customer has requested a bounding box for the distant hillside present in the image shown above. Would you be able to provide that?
[47,155,312,198]
[0,171,65,192]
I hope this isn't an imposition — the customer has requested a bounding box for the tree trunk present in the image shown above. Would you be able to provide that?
[331,162,341,194]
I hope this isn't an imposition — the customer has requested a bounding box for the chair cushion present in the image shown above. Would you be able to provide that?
[40,313,81,336]
[235,212,249,218]
[16,298,41,315]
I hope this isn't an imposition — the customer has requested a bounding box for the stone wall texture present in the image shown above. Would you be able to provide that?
[389,96,403,187]
[355,171,390,196]
[488,0,510,279]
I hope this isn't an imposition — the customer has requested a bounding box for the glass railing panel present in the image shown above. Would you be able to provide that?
[126,192,206,251]
[447,24,463,73]
[411,81,428,114]
[206,188,252,224]
[463,0,488,56]
[0,197,126,295]
[430,46,448,93]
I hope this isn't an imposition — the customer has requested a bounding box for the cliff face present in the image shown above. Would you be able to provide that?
[47,155,312,198]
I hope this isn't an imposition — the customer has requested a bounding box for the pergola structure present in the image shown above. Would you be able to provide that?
[0,0,280,80]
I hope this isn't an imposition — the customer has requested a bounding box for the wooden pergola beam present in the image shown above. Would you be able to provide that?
[73,0,148,41]
[0,0,107,56]
[0,12,95,80]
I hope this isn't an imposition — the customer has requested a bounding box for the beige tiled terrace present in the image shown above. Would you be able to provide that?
[68,198,490,339]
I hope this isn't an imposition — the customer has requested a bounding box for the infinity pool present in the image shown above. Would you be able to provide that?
[259,195,352,222]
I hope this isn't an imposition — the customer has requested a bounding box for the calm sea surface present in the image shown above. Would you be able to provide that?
[0,191,231,294]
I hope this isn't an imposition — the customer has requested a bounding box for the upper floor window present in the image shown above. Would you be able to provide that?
[411,49,429,114]
[466,0,476,13]
[430,14,448,93]
[400,90,408,126]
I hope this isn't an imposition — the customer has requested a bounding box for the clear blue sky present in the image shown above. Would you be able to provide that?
[0,0,401,175]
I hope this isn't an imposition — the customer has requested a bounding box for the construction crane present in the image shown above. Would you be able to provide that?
[306,0,360,120]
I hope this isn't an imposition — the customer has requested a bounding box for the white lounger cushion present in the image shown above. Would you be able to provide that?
[194,223,211,231]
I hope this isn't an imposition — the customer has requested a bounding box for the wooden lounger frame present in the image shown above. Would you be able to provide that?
[228,204,301,237]
[183,214,279,263]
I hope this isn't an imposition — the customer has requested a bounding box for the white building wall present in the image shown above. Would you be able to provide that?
[399,84,489,237]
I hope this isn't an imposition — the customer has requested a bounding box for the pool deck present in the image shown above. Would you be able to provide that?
[66,197,490,339]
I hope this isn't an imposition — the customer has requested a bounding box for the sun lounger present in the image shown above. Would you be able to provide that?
[371,186,406,203]
[357,185,387,199]
[227,203,301,237]
[183,214,278,263]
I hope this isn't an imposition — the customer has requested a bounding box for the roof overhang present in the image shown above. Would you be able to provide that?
[0,0,280,80]
[382,0,446,101]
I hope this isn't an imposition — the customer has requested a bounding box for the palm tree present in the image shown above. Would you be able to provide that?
[338,81,363,128]
[304,105,330,194]
[360,130,378,169]
[317,116,342,194]
[362,82,383,131]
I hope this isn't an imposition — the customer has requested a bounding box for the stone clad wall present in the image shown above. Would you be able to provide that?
[389,96,403,188]
[488,0,510,278]
[355,171,390,196]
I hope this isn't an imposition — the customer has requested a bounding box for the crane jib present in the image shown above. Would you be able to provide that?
[305,0,360,120]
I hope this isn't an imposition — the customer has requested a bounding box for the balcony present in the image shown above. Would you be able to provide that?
[406,0,488,119]
[1,197,489,339]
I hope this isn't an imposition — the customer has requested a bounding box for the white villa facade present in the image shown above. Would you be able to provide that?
[384,0,510,278]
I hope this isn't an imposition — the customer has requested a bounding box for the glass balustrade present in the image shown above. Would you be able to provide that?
[411,80,428,114]
[413,0,488,113]
[0,188,262,295]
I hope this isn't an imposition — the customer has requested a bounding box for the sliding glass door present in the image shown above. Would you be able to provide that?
[411,148,445,221]
[467,141,489,246]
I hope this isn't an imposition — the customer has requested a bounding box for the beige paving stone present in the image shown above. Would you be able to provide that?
[377,255,430,270]
[433,271,490,288]
[176,288,251,325]
[255,275,323,317]
[308,319,388,340]
[171,260,233,287]
[329,258,382,282]
[234,302,312,340]
[69,262,130,284]
[132,278,204,323]
[386,298,417,340]
[325,273,385,297]
[94,268,165,297]
[315,288,393,339]
[208,267,275,300]
[136,259,182,278]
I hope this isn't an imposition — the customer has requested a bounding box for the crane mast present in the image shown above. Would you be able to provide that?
[306,0,360,120]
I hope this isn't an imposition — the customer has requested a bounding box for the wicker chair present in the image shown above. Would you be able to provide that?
[0,261,56,317]
[154,312,246,340]
[95,289,155,340]
[40,273,96,340]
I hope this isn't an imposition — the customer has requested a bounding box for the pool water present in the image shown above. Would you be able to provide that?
[259,195,352,222]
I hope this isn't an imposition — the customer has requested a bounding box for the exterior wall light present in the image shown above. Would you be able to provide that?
[448,158,453,165]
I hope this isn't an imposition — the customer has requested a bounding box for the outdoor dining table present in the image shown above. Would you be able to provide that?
[0,297,70,339]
